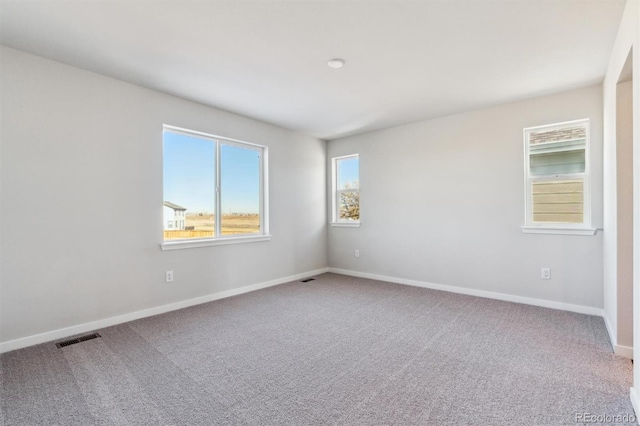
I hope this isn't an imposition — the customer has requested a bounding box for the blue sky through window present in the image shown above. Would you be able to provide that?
[221,144,260,214]
[338,156,359,189]
[163,131,260,214]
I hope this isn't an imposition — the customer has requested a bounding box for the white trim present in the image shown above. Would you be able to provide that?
[520,226,597,236]
[331,153,360,161]
[529,137,587,154]
[215,138,222,235]
[0,267,329,354]
[615,345,634,359]
[161,235,271,250]
[604,312,617,349]
[162,125,268,244]
[163,124,266,150]
[261,147,270,236]
[327,268,603,316]
[523,118,592,230]
[524,118,592,134]
[605,311,635,359]
[330,222,360,228]
[631,388,640,420]
[602,0,639,410]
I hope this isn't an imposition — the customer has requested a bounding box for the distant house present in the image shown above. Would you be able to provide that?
[163,201,186,230]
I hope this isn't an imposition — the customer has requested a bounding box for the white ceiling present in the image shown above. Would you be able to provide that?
[0,0,626,140]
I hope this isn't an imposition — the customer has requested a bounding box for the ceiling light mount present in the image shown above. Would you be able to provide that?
[328,58,345,69]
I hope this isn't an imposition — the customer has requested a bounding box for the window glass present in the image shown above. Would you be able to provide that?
[162,127,266,242]
[531,179,584,223]
[529,126,586,176]
[334,155,360,223]
[220,144,261,235]
[524,120,589,227]
[338,191,360,221]
[338,156,359,190]
[163,131,216,239]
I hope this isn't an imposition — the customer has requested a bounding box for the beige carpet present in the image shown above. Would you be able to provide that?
[1,273,634,425]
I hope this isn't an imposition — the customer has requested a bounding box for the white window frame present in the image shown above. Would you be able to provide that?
[161,125,270,250]
[331,154,360,227]
[521,118,596,236]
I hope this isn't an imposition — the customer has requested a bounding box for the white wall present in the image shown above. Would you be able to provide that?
[0,47,328,348]
[604,10,638,360]
[602,0,640,411]
[617,79,634,351]
[328,84,604,310]
[604,0,640,361]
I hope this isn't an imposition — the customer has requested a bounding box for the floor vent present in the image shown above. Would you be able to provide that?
[300,278,316,283]
[56,333,101,348]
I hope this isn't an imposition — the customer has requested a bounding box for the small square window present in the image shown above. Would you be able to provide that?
[162,126,267,243]
[522,119,594,235]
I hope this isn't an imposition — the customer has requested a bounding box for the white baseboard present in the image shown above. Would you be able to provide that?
[0,267,329,354]
[603,313,618,348]
[602,311,634,359]
[615,345,634,359]
[630,388,640,420]
[328,268,604,316]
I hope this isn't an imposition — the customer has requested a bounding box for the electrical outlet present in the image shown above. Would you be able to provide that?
[354,249,360,258]
[541,268,551,280]
[166,271,174,283]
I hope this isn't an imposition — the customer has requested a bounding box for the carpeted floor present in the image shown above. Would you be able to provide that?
[0,273,634,425]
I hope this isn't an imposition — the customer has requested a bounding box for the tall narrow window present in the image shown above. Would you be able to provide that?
[162,125,268,247]
[523,119,594,235]
[332,154,360,225]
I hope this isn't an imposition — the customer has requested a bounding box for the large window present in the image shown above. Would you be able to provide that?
[522,119,594,235]
[162,125,268,248]
[332,154,360,225]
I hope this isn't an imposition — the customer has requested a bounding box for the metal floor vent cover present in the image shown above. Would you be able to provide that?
[56,333,101,348]
[300,278,316,283]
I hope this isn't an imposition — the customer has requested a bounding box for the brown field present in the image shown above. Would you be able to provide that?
[164,214,260,240]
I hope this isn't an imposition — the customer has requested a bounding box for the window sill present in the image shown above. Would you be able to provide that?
[160,235,271,251]
[520,226,597,236]
[330,222,360,228]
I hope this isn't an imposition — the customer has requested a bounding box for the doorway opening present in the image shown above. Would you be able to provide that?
[616,49,634,358]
